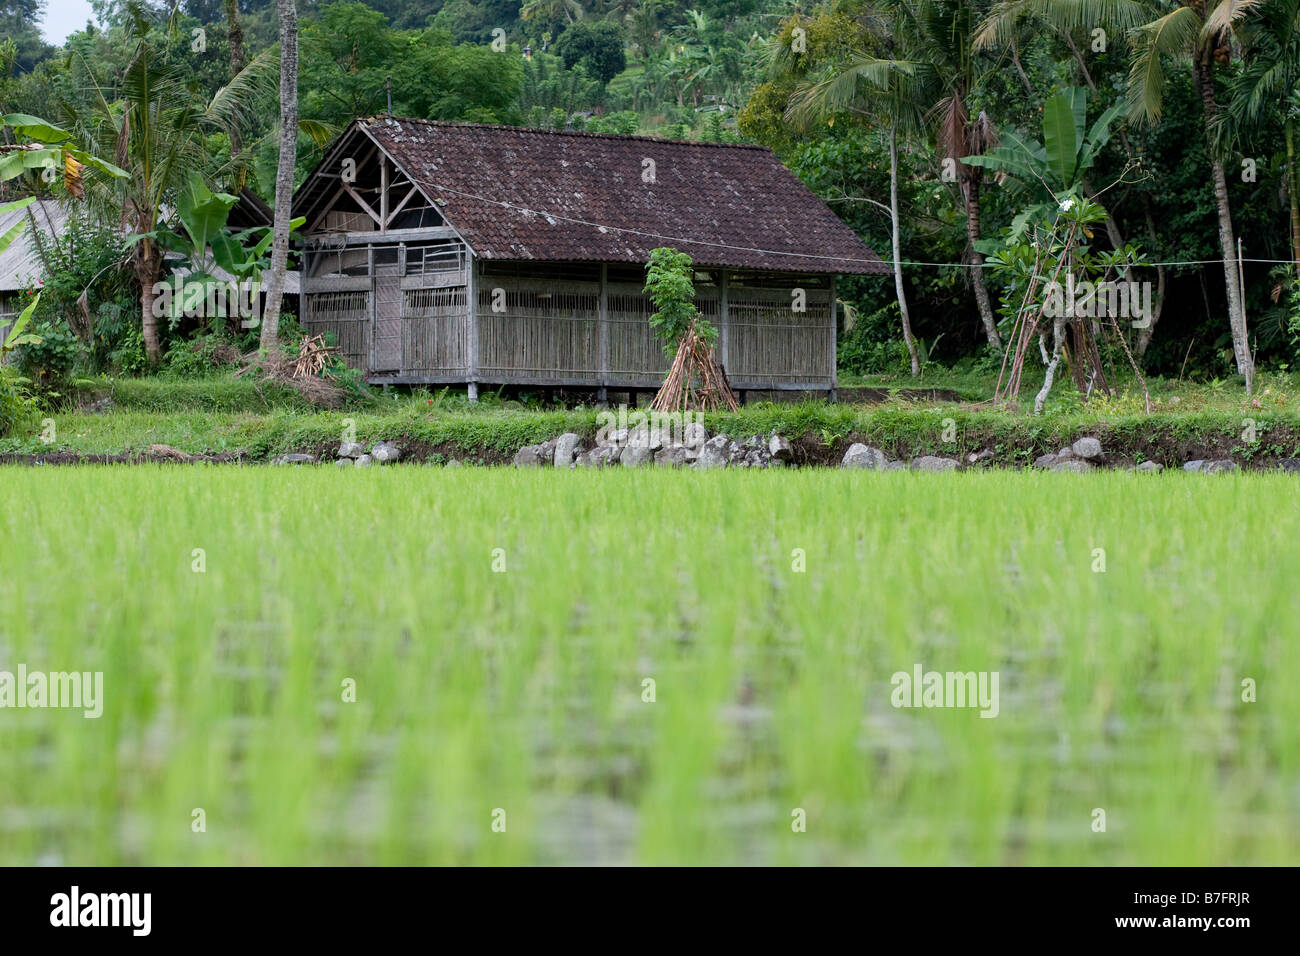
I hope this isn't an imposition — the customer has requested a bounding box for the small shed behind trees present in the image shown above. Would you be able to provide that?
[292,117,888,398]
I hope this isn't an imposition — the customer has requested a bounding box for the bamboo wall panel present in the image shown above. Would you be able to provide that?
[606,281,717,380]
[402,287,470,373]
[728,287,832,382]
[303,290,369,368]
[476,282,599,378]
[303,248,836,386]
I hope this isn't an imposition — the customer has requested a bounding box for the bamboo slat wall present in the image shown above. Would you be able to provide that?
[728,287,833,383]
[403,287,470,375]
[302,244,836,388]
[476,283,600,378]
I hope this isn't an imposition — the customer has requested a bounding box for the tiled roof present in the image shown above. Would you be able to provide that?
[358,118,887,275]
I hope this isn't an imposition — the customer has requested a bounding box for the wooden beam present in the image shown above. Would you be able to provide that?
[343,182,383,228]
[598,262,609,396]
[384,186,420,227]
[719,270,730,375]
[379,155,389,234]
[306,226,458,245]
[829,274,838,402]
[367,244,376,372]
[467,250,479,399]
[306,142,378,232]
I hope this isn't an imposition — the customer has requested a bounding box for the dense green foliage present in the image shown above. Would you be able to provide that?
[2,0,1300,402]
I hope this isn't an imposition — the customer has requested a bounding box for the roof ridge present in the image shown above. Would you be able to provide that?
[362,116,771,150]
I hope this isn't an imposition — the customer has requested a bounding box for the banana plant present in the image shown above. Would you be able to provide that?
[963,87,1124,251]
[0,113,128,259]
[127,173,303,332]
[1,292,43,355]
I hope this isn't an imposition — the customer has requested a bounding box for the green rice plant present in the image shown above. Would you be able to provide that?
[0,468,1295,864]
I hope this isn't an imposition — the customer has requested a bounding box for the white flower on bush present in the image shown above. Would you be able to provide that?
[1059,197,1075,212]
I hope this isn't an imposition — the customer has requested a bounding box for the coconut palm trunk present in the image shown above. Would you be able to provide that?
[136,242,163,363]
[964,176,1001,349]
[1287,118,1300,281]
[889,126,920,375]
[224,0,247,170]
[1195,54,1252,378]
[260,0,298,353]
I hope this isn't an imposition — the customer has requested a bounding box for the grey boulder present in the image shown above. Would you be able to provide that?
[696,434,733,469]
[621,443,655,468]
[577,445,622,469]
[768,434,794,461]
[656,444,693,467]
[842,443,887,470]
[1050,459,1095,473]
[1071,437,1103,460]
[911,456,958,472]
[512,439,557,467]
[553,432,585,468]
[1184,459,1237,474]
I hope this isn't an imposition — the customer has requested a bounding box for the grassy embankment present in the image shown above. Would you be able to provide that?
[2,371,1300,466]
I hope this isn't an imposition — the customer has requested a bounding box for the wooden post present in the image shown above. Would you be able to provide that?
[466,247,479,402]
[379,156,389,235]
[367,244,376,373]
[719,270,729,375]
[829,275,838,402]
[598,262,609,402]
[299,249,310,325]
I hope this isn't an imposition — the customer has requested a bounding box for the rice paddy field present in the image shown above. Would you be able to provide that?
[1,466,1296,865]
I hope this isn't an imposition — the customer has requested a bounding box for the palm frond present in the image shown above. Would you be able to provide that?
[1203,0,1265,39]
[976,0,1151,49]
[1126,5,1204,123]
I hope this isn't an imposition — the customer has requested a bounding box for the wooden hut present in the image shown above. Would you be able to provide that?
[293,118,887,399]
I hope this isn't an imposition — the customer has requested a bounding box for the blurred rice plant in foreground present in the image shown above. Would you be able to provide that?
[0,467,1295,865]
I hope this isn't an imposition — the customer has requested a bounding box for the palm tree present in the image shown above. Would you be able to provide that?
[980,0,1258,376]
[72,4,273,363]
[774,2,1006,366]
[521,0,585,27]
[261,0,298,353]
[838,0,1004,349]
[223,0,248,185]
[787,48,924,375]
[897,0,1005,349]
[975,0,1172,359]
[1128,0,1261,379]
[1224,0,1300,280]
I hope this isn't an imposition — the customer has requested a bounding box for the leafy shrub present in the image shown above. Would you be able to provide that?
[0,365,38,437]
[164,335,242,378]
[110,325,149,377]
[838,302,910,375]
[15,319,83,390]
[27,210,136,372]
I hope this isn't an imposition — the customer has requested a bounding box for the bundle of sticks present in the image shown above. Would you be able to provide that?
[650,320,739,413]
[292,333,338,379]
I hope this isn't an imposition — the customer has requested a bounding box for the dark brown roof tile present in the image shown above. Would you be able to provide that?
[359,118,887,275]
